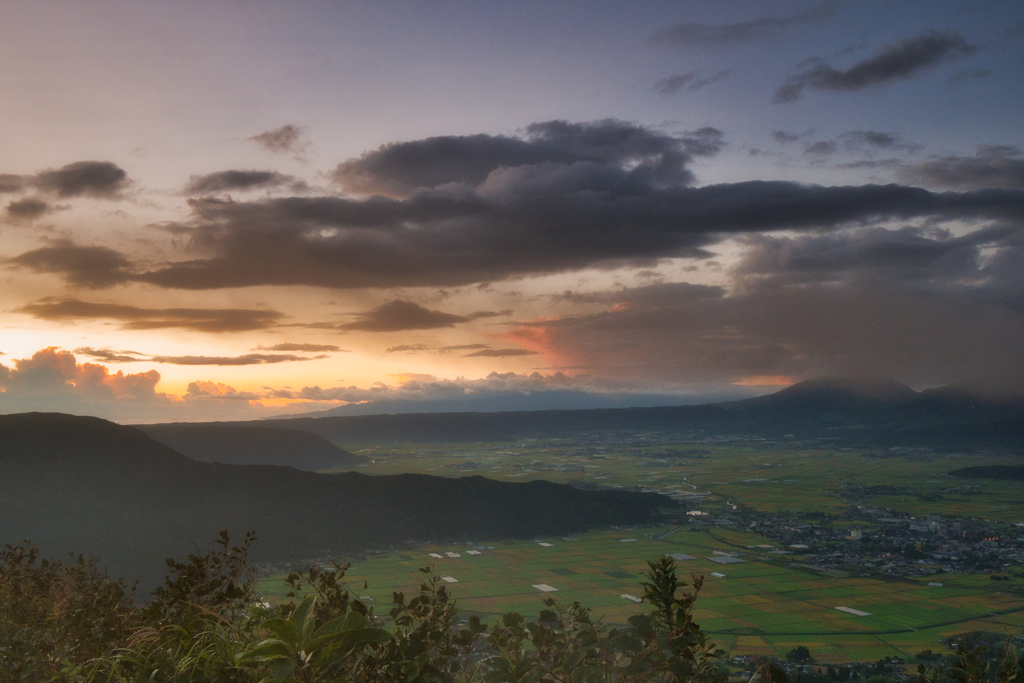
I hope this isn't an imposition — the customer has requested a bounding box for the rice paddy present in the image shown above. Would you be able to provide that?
[287,438,1024,661]
[259,524,1024,663]
[330,439,1024,523]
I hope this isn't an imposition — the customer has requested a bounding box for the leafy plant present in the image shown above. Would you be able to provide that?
[243,595,391,682]
[632,556,726,682]
[356,566,487,682]
[145,530,260,624]
[0,542,137,681]
[3,534,735,683]
[481,556,726,683]
[281,561,361,628]
[916,637,1021,683]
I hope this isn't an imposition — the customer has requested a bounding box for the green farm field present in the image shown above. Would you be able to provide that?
[326,440,1024,522]
[259,525,1024,663]
[285,438,1024,661]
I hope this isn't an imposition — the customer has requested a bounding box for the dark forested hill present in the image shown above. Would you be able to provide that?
[948,464,1024,480]
[139,423,367,470]
[0,413,671,586]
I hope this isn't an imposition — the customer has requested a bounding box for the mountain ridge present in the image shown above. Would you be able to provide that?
[138,423,367,470]
[0,413,670,587]
[179,379,1024,448]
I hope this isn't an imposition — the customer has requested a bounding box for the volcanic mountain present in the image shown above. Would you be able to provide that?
[226,379,1024,449]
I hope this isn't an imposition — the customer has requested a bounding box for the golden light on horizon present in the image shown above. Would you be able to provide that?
[731,375,796,387]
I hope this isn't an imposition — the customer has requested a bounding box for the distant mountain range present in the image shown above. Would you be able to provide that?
[4,379,1021,584]
[0,413,670,587]
[202,378,1023,450]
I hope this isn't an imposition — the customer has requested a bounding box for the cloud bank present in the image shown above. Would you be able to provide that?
[11,120,1018,296]
[0,347,729,422]
[184,170,302,194]
[247,124,311,157]
[15,298,285,333]
[652,6,835,49]
[514,220,1024,392]
[775,31,978,102]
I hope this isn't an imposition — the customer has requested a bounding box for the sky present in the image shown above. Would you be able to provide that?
[1,0,1023,422]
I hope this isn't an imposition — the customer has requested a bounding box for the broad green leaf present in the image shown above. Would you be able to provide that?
[241,639,292,661]
[262,618,300,645]
[292,595,317,642]
[309,610,367,649]
[318,627,393,667]
[270,658,297,682]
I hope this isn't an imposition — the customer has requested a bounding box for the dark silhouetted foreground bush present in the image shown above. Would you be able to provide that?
[2,533,1018,683]
[1,532,733,682]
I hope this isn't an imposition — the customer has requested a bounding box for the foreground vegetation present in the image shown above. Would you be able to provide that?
[258,526,1024,663]
[1,531,727,682]
[2,534,1020,683]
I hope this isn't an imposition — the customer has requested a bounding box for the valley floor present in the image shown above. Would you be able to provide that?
[257,435,1024,663]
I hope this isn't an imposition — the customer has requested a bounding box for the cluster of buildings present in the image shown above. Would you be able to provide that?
[690,505,1024,578]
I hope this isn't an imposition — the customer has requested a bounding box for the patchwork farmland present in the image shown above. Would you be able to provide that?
[263,435,1024,662]
[326,438,1024,522]
[259,524,1024,663]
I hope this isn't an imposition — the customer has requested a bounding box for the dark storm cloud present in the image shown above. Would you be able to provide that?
[775,31,979,103]
[338,300,471,332]
[332,119,724,195]
[846,131,898,148]
[734,224,1019,286]
[804,141,838,156]
[462,348,538,357]
[466,309,512,319]
[184,170,302,194]
[897,146,1024,190]
[835,159,903,170]
[72,347,148,363]
[384,343,497,354]
[0,162,130,201]
[14,297,284,333]
[0,175,26,193]
[33,120,1018,293]
[6,241,133,288]
[839,131,920,152]
[652,6,835,49]
[438,344,492,353]
[655,69,732,95]
[253,343,345,352]
[32,161,130,198]
[126,180,1024,292]
[385,344,430,354]
[523,226,1024,391]
[148,353,325,366]
[548,290,620,305]
[6,198,52,221]
[772,131,803,144]
[247,124,310,156]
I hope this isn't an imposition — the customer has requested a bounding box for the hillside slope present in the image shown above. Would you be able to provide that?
[0,413,671,586]
[139,423,367,470]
